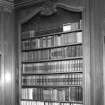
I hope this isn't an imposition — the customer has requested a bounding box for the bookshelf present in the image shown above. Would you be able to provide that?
[20,9,84,105]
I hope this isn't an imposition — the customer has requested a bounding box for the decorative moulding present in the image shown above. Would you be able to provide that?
[0,0,14,12]
[15,0,46,9]
[40,0,57,16]
[19,0,84,24]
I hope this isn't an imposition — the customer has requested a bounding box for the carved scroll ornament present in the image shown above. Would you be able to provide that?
[40,0,58,16]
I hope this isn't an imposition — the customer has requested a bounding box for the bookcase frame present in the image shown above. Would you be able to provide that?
[17,2,90,105]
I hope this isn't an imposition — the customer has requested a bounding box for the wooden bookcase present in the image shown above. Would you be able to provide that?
[19,8,84,105]
[15,0,105,105]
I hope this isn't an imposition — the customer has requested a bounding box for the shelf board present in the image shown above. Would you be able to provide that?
[21,99,83,104]
[22,71,83,76]
[21,29,82,41]
[22,85,82,88]
[22,56,83,64]
[21,42,82,52]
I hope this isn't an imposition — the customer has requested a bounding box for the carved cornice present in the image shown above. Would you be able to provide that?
[19,1,84,24]
[15,0,84,11]
[0,0,14,12]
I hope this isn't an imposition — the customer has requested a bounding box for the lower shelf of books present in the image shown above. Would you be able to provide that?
[21,86,83,101]
[21,100,83,105]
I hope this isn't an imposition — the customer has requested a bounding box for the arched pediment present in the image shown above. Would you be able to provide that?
[18,0,84,24]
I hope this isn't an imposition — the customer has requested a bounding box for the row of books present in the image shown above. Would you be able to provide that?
[21,87,83,101]
[22,73,83,86]
[21,45,82,62]
[21,26,62,40]
[21,101,83,105]
[21,30,35,40]
[21,32,82,50]
[22,60,83,74]
[21,21,82,40]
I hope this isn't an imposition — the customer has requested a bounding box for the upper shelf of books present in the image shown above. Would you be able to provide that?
[21,20,83,51]
[21,20,83,40]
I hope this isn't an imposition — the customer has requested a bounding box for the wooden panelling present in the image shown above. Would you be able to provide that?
[0,10,5,105]
[102,1,105,105]
[0,9,15,105]
[89,0,104,105]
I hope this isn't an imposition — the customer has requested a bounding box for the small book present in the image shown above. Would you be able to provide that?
[63,23,72,32]
[76,32,82,43]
